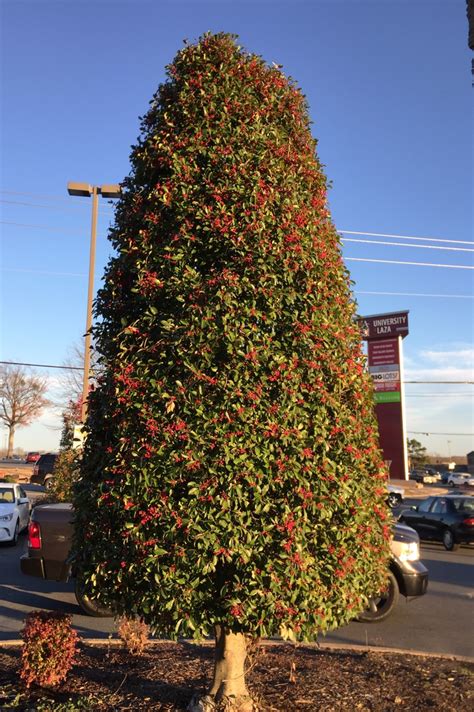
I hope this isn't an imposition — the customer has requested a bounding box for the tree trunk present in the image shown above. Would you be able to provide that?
[7,425,15,459]
[188,626,254,712]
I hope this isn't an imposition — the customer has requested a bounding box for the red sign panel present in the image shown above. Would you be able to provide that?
[360,314,408,480]
[368,339,399,366]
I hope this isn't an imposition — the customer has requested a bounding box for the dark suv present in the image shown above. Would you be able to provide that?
[30,453,58,489]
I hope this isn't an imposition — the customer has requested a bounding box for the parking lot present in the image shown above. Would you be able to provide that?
[1,491,473,656]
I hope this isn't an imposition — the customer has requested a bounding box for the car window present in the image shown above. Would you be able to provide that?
[0,488,15,503]
[39,455,56,466]
[19,487,27,499]
[431,499,448,514]
[417,498,434,513]
[452,498,474,513]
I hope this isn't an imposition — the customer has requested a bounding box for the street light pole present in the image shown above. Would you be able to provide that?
[67,182,121,423]
[82,186,99,424]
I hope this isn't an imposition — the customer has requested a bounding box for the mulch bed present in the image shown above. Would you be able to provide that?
[0,642,472,711]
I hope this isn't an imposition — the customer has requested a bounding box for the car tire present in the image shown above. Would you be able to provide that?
[44,477,54,491]
[357,570,400,623]
[442,529,459,552]
[449,480,455,487]
[7,520,19,547]
[74,576,113,617]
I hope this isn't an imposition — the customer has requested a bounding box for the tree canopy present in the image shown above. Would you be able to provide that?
[407,438,427,468]
[0,364,49,457]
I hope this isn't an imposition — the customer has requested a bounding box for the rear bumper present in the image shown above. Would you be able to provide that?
[457,530,474,545]
[20,554,45,578]
[20,553,71,581]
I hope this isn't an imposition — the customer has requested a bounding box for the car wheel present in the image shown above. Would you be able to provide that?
[7,520,19,547]
[44,477,54,491]
[357,570,400,623]
[442,529,459,552]
[449,480,455,487]
[387,493,402,508]
[75,576,113,617]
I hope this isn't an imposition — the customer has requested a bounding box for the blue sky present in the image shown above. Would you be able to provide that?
[1,0,473,458]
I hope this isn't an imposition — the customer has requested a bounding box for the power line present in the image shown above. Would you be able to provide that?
[347,257,474,270]
[2,270,473,288]
[342,238,474,253]
[0,189,116,210]
[4,222,474,258]
[1,360,473,385]
[408,430,474,436]
[355,290,474,299]
[1,189,87,203]
[0,191,471,246]
[1,220,86,234]
[0,198,115,216]
[339,230,473,246]
[2,268,85,277]
[3,221,474,269]
[405,381,474,384]
[0,360,83,370]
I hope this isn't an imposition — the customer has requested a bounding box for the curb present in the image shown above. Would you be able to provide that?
[389,483,454,500]
[1,637,473,664]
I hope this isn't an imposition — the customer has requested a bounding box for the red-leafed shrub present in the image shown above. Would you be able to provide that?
[20,611,79,688]
[117,616,150,655]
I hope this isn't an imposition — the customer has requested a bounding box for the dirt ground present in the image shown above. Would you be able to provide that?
[0,641,472,711]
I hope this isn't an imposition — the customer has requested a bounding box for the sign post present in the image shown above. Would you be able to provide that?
[359,311,409,480]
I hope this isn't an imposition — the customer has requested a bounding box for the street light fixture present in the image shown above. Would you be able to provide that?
[67,181,121,423]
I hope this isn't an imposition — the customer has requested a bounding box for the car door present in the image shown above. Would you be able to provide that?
[15,485,30,530]
[403,497,435,537]
[424,498,449,541]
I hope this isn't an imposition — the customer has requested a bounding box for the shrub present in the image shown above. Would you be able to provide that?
[73,31,391,703]
[20,611,79,688]
[2,474,16,483]
[116,616,150,655]
[49,449,79,502]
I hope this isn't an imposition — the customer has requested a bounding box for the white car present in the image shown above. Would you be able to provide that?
[0,483,30,545]
[447,473,474,488]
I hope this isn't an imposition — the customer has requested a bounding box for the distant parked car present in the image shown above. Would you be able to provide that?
[0,483,30,545]
[30,453,58,489]
[399,494,474,551]
[409,469,437,484]
[387,484,404,508]
[447,473,474,488]
[440,471,452,484]
[25,452,40,463]
[424,468,441,481]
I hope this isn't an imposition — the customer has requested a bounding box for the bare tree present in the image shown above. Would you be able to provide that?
[57,340,101,411]
[0,365,49,457]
